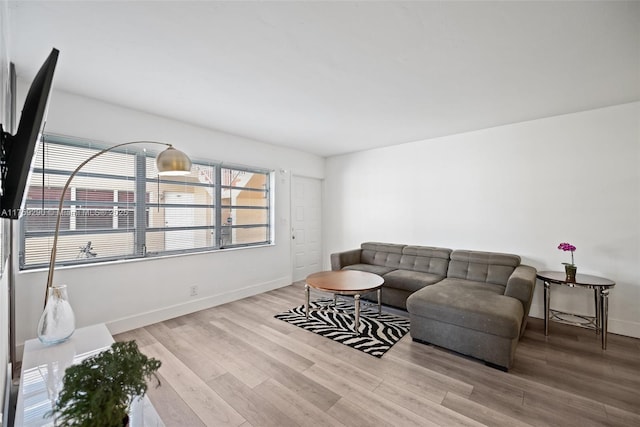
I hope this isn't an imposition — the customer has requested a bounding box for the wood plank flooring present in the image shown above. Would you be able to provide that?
[115,282,640,426]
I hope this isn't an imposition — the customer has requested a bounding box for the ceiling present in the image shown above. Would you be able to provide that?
[7,1,640,157]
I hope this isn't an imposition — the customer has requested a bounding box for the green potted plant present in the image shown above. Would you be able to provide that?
[49,340,161,427]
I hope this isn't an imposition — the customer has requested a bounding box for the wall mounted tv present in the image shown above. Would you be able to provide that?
[0,48,58,219]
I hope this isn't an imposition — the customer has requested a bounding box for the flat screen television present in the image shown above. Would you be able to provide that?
[0,48,59,219]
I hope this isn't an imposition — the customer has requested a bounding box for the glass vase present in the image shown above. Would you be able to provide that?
[564,264,577,282]
[37,285,76,345]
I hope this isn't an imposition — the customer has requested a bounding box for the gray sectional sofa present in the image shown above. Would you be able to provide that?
[330,242,537,370]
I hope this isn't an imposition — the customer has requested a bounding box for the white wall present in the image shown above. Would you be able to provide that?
[13,88,324,352]
[324,102,640,338]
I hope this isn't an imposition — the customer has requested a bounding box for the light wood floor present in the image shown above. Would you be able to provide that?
[115,282,640,427]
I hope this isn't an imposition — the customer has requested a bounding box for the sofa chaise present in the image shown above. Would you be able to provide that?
[331,242,537,370]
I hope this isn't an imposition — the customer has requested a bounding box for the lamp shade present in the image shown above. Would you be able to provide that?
[156,146,192,175]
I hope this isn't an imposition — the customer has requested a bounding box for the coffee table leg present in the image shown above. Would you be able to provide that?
[354,294,360,334]
[544,281,550,336]
[377,288,382,315]
[305,284,310,320]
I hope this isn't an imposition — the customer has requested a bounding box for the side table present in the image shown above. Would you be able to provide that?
[536,271,615,349]
[15,324,164,426]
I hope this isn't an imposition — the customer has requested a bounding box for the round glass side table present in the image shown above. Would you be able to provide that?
[536,271,615,349]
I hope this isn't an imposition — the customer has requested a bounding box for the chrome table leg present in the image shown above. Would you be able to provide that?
[377,288,382,315]
[594,289,602,335]
[601,289,609,349]
[544,281,550,336]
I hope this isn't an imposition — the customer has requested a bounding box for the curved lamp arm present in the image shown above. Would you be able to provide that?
[44,141,191,305]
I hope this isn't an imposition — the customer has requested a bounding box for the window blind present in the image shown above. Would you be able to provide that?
[22,135,137,267]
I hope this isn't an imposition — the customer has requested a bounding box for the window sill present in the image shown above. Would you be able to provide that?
[19,242,277,274]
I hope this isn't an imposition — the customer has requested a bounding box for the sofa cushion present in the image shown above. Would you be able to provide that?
[343,264,396,276]
[447,250,520,286]
[406,279,523,339]
[399,246,451,276]
[361,242,405,269]
[382,270,444,293]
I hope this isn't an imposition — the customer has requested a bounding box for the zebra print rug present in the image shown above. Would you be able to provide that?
[275,299,410,358]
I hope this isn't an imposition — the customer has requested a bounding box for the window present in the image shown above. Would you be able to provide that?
[144,160,216,255]
[220,167,270,247]
[20,135,272,269]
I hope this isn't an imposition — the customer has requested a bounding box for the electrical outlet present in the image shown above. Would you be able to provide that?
[189,285,198,297]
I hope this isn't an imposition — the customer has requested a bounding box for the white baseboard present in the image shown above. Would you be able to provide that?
[106,276,292,336]
[529,303,640,339]
[15,277,293,359]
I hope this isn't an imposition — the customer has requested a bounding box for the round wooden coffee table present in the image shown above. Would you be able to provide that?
[305,270,384,334]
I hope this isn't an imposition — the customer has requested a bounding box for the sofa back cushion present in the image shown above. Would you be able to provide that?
[361,242,405,268]
[400,246,451,276]
[447,250,520,286]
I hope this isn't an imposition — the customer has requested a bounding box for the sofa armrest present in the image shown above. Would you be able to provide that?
[505,265,537,336]
[330,249,362,270]
[505,265,537,308]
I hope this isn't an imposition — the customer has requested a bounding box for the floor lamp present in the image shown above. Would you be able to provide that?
[37,141,192,344]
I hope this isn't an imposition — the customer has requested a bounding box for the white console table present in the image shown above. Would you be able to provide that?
[15,324,164,426]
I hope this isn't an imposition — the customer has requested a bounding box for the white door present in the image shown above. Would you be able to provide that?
[292,176,322,281]
[165,192,195,251]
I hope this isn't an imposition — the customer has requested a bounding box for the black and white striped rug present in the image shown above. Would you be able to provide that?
[275,299,410,358]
